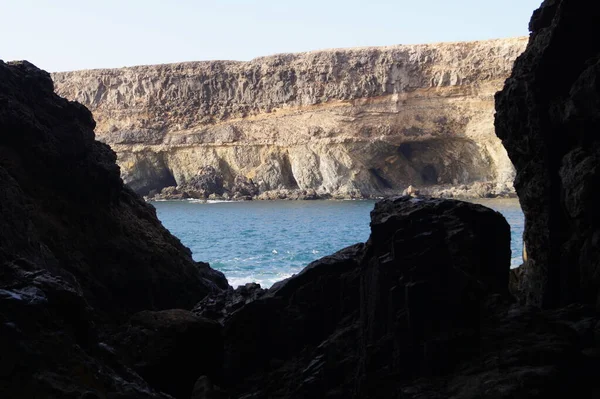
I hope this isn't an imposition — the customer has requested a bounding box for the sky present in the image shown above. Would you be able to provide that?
[0,0,542,72]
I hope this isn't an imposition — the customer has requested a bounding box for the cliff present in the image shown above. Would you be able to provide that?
[6,0,600,396]
[0,60,226,397]
[52,38,527,199]
[496,0,600,308]
[4,8,600,394]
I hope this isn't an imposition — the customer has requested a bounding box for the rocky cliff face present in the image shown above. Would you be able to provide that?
[196,196,599,398]
[5,10,600,394]
[496,0,600,308]
[53,38,526,199]
[0,60,226,398]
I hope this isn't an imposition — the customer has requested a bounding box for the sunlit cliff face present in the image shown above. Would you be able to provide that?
[53,37,527,198]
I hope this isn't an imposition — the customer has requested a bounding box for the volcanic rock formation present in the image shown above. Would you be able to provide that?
[196,196,599,398]
[52,38,526,199]
[4,0,600,397]
[496,0,600,308]
[0,60,226,398]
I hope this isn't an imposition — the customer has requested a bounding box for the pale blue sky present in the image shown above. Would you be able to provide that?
[1,0,541,72]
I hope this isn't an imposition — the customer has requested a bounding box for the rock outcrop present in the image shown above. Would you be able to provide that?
[194,196,599,398]
[114,309,223,399]
[0,60,226,398]
[496,0,600,308]
[6,0,600,396]
[52,38,527,199]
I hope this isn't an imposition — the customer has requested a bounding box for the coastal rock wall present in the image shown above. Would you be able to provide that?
[496,0,600,307]
[53,38,527,198]
[0,60,227,398]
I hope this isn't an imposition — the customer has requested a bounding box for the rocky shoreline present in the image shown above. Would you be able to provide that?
[3,1,600,398]
[146,185,516,202]
[144,164,516,201]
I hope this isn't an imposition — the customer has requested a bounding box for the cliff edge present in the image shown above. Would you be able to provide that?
[53,38,526,199]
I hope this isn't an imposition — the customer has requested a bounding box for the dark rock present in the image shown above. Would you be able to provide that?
[114,309,223,399]
[6,0,600,396]
[509,264,527,304]
[223,243,364,397]
[495,0,600,307]
[231,175,259,198]
[0,60,227,398]
[191,375,227,399]
[0,60,227,319]
[150,185,184,200]
[0,267,171,398]
[444,302,599,399]
[221,197,512,397]
[217,196,600,398]
[359,197,510,393]
[193,283,266,324]
[180,166,226,198]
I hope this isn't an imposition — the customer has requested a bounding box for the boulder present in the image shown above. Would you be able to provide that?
[193,283,266,324]
[403,184,420,197]
[179,166,226,198]
[0,258,171,398]
[231,175,259,198]
[220,197,511,397]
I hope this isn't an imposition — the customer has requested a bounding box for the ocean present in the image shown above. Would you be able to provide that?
[153,198,524,288]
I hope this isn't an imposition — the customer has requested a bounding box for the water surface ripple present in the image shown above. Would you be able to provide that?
[153,198,524,288]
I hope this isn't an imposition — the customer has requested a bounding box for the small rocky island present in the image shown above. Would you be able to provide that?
[52,38,526,201]
[1,0,600,398]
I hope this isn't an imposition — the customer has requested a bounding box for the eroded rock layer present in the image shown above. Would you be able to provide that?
[53,38,526,198]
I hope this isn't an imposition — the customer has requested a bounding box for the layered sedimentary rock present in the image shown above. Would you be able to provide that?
[53,38,526,199]
[496,0,600,307]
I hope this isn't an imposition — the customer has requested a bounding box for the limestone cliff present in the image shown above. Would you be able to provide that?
[53,38,526,198]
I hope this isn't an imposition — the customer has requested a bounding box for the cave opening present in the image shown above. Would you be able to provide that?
[126,158,177,196]
[420,164,438,184]
[398,142,413,160]
[370,168,393,189]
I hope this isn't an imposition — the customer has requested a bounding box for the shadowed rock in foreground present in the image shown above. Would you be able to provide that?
[194,197,597,398]
[0,60,226,398]
[0,60,227,318]
[496,0,600,308]
[4,0,600,396]
[214,197,512,397]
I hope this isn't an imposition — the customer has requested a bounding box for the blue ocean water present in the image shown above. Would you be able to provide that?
[153,198,524,288]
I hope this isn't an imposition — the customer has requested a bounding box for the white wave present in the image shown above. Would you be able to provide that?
[185,199,242,204]
[227,272,296,289]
